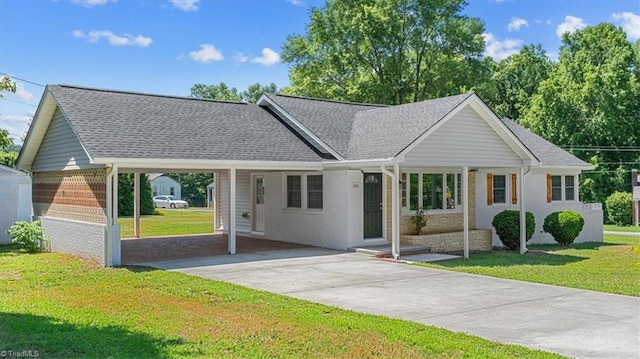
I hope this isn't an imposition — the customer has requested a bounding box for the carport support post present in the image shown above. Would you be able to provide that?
[519,167,527,254]
[463,166,469,259]
[229,168,237,254]
[134,172,140,238]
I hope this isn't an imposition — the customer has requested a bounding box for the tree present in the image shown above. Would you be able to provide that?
[0,76,17,149]
[118,174,155,216]
[520,23,640,204]
[281,0,486,105]
[482,44,555,121]
[190,82,278,103]
[167,173,213,207]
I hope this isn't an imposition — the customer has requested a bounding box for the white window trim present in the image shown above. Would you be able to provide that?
[402,171,463,215]
[492,173,509,205]
[283,172,324,212]
[552,174,578,203]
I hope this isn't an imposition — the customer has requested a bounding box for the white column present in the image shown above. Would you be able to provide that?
[213,172,218,231]
[229,168,236,254]
[462,166,469,259]
[519,167,527,254]
[392,163,400,259]
[133,172,140,238]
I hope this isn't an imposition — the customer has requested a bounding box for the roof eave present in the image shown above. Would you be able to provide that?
[92,157,323,171]
[16,87,57,172]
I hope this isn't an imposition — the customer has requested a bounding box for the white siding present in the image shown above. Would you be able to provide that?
[0,170,32,244]
[217,169,251,233]
[151,176,181,199]
[475,168,603,245]
[404,106,523,167]
[32,108,101,171]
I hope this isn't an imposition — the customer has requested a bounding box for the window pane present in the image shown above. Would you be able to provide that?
[287,175,301,208]
[565,175,575,201]
[307,175,323,209]
[551,175,562,201]
[446,174,456,209]
[401,173,407,207]
[493,175,506,204]
[456,174,462,206]
[256,178,265,204]
[409,173,419,210]
[423,174,443,209]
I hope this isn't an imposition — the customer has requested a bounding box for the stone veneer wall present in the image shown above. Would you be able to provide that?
[386,171,476,239]
[401,229,492,252]
[32,169,108,265]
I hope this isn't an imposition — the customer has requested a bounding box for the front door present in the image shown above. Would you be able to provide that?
[253,176,266,232]
[363,173,382,238]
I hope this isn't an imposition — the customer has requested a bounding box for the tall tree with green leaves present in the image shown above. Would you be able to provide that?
[482,44,555,121]
[190,82,278,103]
[281,0,486,105]
[0,76,17,149]
[520,23,640,205]
[118,174,155,216]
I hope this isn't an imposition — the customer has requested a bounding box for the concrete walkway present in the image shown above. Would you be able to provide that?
[143,248,640,359]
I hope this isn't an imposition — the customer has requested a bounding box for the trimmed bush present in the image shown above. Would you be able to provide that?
[605,191,632,226]
[491,210,536,250]
[543,211,585,246]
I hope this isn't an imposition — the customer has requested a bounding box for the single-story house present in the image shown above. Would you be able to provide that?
[149,173,181,199]
[0,164,33,244]
[16,85,602,266]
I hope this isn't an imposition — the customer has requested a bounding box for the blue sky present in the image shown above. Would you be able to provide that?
[1,0,638,144]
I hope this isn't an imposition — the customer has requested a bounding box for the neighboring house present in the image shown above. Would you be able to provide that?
[16,85,602,266]
[149,173,181,199]
[0,165,32,244]
[207,181,215,207]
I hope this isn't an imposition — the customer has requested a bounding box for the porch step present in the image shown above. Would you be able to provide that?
[351,244,430,258]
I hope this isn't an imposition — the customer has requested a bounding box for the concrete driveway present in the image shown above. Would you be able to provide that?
[143,248,640,359]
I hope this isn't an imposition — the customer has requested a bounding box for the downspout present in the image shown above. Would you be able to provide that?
[380,164,400,259]
[519,165,531,254]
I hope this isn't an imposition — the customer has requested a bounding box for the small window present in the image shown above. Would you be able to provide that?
[307,175,323,209]
[401,173,407,207]
[422,174,443,210]
[446,174,456,209]
[493,175,507,204]
[287,175,302,208]
[409,173,419,210]
[170,186,175,196]
[565,175,575,201]
[551,175,562,201]
[456,174,462,206]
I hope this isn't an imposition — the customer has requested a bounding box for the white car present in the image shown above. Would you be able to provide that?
[153,195,189,209]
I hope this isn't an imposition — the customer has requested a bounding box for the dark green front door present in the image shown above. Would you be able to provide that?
[363,173,382,238]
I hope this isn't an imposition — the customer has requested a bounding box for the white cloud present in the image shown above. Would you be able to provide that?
[556,15,586,38]
[507,17,528,32]
[187,44,224,63]
[483,32,522,60]
[233,52,249,64]
[612,12,640,40]
[250,48,280,66]
[73,30,153,47]
[13,82,33,101]
[71,0,115,7]
[286,0,304,5]
[170,0,199,11]
[0,114,31,124]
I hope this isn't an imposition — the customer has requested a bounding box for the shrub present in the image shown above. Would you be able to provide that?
[411,208,428,235]
[543,211,585,246]
[6,220,46,253]
[605,191,632,226]
[491,210,536,250]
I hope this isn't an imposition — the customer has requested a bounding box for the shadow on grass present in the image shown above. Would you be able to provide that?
[0,312,185,358]
[432,250,588,268]
[529,241,619,252]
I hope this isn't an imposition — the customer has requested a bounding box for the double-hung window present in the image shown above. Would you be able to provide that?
[492,175,507,204]
[547,174,576,202]
[286,174,323,210]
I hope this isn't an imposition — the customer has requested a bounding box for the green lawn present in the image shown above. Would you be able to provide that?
[418,235,640,296]
[118,208,214,238]
[0,247,560,358]
[604,224,640,233]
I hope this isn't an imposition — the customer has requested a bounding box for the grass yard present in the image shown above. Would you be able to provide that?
[0,247,560,358]
[604,224,640,233]
[418,235,640,296]
[119,208,214,238]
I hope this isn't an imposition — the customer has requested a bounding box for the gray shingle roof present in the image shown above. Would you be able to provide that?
[48,85,322,162]
[501,118,590,167]
[347,93,472,159]
[264,93,385,158]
